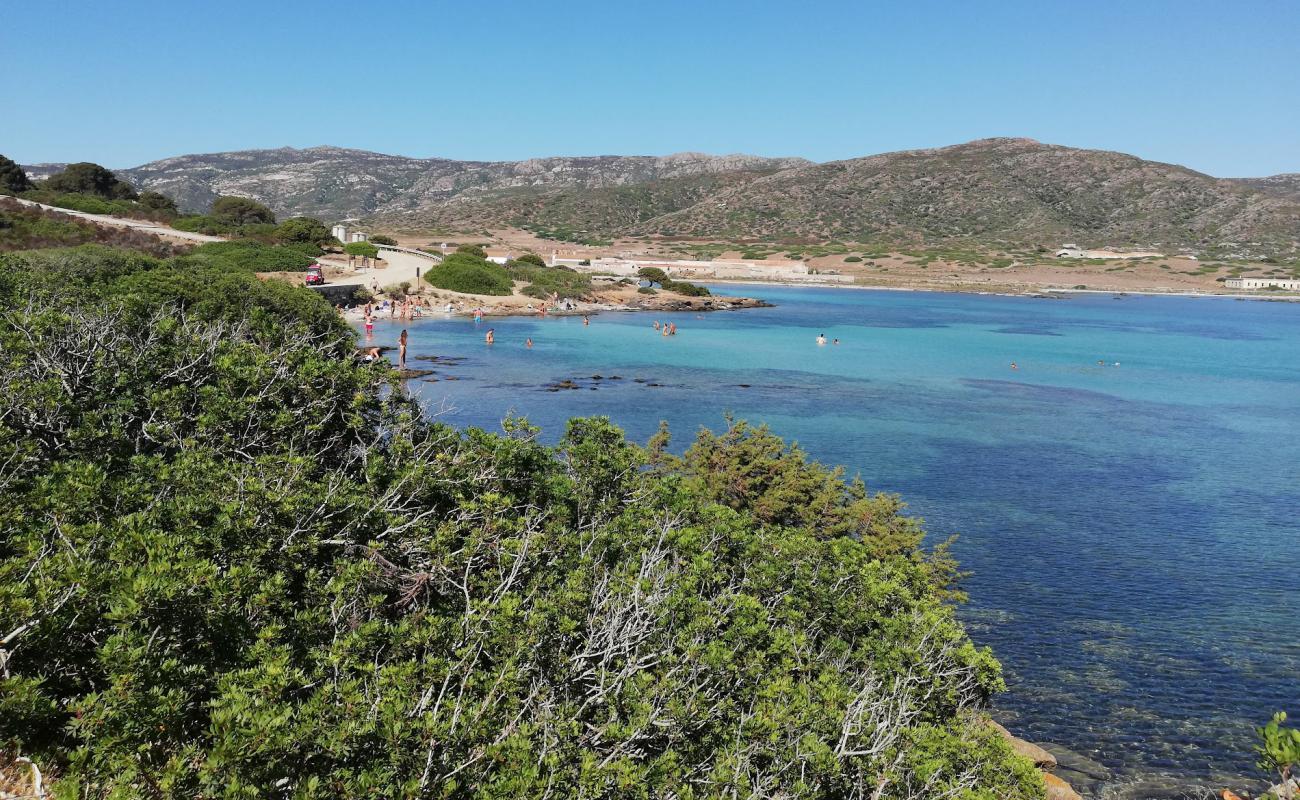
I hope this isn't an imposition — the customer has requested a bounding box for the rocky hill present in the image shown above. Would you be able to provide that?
[38,140,1298,255]
[630,139,1300,253]
[1231,173,1300,203]
[115,147,809,220]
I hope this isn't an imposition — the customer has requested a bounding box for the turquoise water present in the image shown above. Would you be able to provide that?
[363,285,1300,794]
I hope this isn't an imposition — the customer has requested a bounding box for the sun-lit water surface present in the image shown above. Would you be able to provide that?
[359,285,1299,795]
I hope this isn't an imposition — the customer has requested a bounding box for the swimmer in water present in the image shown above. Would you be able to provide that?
[1010,361,1018,370]
[583,315,590,326]
[526,338,533,348]
[364,315,374,336]
[669,322,676,335]
[662,325,670,337]
[485,329,495,345]
[816,334,826,345]
[833,338,840,345]
[654,320,661,331]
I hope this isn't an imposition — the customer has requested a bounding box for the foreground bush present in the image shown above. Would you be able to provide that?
[0,247,1041,799]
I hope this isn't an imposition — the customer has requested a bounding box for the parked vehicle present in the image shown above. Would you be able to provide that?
[304,265,325,286]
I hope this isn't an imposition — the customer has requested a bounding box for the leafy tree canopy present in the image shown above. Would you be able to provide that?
[368,234,398,246]
[43,162,138,200]
[0,154,33,195]
[210,195,276,226]
[137,190,179,216]
[638,266,669,284]
[343,240,379,259]
[274,216,334,246]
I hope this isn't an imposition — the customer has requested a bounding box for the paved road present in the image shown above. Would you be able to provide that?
[9,196,225,242]
[327,248,440,289]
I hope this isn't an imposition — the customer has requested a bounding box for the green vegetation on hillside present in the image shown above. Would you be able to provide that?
[0,239,1042,798]
[0,197,182,256]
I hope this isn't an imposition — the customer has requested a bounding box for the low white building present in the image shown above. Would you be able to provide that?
[331,223,349,243]
[349,231,369,243]
[1055,245,1163,259]
[1224,277,1300,290]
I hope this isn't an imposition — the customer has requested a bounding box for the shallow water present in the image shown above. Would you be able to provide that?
[362,286,1300,794]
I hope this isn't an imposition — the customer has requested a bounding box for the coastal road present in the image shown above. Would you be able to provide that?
[326,248,441,291]
[8,196,225,243]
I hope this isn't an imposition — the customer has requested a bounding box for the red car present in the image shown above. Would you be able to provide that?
[304,265,325,286]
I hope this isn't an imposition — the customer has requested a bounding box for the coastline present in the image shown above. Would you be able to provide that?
[696,276,1300,302]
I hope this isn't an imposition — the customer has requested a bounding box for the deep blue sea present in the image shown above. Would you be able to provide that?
[361,285,1299,796]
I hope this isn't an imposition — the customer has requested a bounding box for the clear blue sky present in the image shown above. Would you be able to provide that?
[3,0,1297,176]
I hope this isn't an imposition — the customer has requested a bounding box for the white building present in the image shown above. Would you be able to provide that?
[1224,277,1300,290]
[331,222,368,244]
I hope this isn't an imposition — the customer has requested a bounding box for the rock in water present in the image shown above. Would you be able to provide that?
[1043,772,1083,800]
[988,721,1059,770]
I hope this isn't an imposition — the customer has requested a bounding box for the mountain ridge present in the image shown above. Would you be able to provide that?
[22,140,1300,256]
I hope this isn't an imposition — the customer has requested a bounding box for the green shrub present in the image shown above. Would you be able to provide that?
[513,252,547,267]
[186,239,315,273]
[637,285,657,294]
[369,234,397,246]
[0,245,1041,800]
[456,243,488,258]
[663,279,711,297]
[382,281,412,297]
[427,252,513,295]
[845,255,863,262]
[507,260,592,299]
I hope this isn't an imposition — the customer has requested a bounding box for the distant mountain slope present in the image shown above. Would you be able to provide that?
[632,139,1300,251]
[30,140,1298,255]
[1230,173,1300,203]
[116,146,810,219]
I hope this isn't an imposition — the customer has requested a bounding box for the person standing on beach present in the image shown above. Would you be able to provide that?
[398,329,408,369]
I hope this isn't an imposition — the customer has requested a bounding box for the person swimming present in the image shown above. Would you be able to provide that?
[526,338,533,348]
[653,320,661,330]
[1010,361,1018,370]
[668,322,676,335]
[833,338,840,345]
[583,315,590,326]
[485,329,495,344]
[816,334,826,345]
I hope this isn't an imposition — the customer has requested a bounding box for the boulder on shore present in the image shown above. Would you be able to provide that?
[1043,772,1084,800]
[989,720,1059,770]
